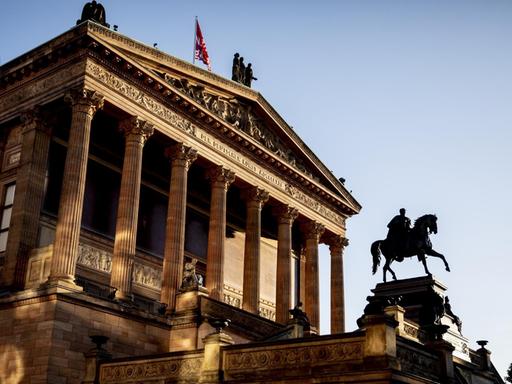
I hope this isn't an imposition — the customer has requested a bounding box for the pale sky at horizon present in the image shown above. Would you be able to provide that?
[1,0,511,377]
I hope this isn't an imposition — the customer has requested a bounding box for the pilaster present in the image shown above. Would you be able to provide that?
[205,166,235,301]
[48,87,104,289]
[160,143,197,313]
[327,234,349,334]
[273,205,298,324]
[241,187,269,314]
[1,107,52,289]
[301,221,325,331]
[110,117,154,301]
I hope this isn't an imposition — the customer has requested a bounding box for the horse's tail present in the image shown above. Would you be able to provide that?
[371,241,382,275]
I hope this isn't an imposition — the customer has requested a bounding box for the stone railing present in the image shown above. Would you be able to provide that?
[99,352,203,383]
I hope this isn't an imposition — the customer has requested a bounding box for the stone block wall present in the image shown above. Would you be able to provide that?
[0,293,170,384]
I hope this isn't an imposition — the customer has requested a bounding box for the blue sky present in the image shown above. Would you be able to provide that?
[2,0,511,376]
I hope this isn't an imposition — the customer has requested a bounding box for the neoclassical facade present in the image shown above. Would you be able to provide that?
[0,19,361,382]
[1,17,503,384]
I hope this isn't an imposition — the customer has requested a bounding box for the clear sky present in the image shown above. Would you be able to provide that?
[1,0,511,377]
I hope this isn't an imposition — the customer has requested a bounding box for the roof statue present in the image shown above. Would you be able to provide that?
[231,53,257,88]
[371,210,451,282]
[77,1,110,28]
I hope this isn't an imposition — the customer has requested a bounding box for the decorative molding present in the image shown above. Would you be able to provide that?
[0,62,84,117]
[224,341,363,372]
[396,344,440,381]
[119,116,154,144]
[99,355,203,383]
[223,284,276,321]
[86,61,196,135]
[160,73,315,179]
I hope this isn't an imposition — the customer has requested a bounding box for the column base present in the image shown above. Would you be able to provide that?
[44,275,83,293]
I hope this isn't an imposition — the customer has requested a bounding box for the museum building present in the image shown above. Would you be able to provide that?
[0,5,504,384]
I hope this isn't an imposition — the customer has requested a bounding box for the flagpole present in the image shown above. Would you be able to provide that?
[192,16,197,64]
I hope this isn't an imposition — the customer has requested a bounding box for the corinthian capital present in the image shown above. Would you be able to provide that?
[119,116,154,145]
[302,221,325,241]
[206,165,235,189]
[64,87,104,116]
[326,234,349,254]
[273,205,299,225]
[165,143,198,169]
[242,187,269,207]
[20,106,51,135]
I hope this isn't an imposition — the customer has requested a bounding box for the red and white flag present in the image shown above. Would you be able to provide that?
[194,18,211,71]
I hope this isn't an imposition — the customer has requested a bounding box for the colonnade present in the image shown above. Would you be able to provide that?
[42,86,349,332]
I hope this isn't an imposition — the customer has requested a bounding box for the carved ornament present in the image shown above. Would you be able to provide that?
[326,234,349,255]
[165,142,198,169]
[77,243,162,290]
[273,205,299,225]
[119,116,154,144]
[0,62,84,117]
[242,187,269,207]
[100,355,203,383]
[64,87,104,116]
[207,165,236,188]
[224,341,363,372]
[161,73,314,179]
[86,61,196,135]
[302,221,325,241]
[396,345,440,381]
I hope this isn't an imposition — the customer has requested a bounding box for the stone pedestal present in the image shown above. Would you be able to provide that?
[370,276,470,361]
[200,331,234,383]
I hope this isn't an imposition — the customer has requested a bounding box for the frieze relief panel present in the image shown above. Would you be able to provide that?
[0,62,85,117]
[86,61,345,227]
[224,340,363,373]
[99,355,203,383]
[396,344,440,381]
[159,73,314,179]
[77,243,162,290]
[223,284,276,321]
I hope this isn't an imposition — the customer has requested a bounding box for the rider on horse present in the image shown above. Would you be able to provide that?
[386,208,411,261]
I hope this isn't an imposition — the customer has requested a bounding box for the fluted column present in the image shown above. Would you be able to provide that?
[48,88,104,288]
[205,166,235,301]
[241,187,269,314]
[110,117,154,301]
[302,221,325,331]
[328,234,349,334]
[1,107,51,289]
[160,143,197,313]
[274,205,299,324]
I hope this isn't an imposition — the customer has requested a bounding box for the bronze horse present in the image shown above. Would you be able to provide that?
[371,214,450,282]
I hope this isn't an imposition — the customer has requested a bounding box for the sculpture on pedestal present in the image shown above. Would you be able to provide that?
[371,211,450,282]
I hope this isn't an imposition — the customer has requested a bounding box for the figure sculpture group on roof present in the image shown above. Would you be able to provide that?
[232,53,257,88]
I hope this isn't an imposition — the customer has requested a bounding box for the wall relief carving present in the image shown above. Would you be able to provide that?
[224,341,363,372]
[86,61,196,135]
[100,355,203,383]
[160,72,314,179]
[396,345,440,381]
[77,243,162,290]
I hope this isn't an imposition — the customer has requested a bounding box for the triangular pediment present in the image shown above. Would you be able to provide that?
[84,24,361,215]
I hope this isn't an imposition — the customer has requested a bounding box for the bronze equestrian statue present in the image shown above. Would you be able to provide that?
[371,210,450,282]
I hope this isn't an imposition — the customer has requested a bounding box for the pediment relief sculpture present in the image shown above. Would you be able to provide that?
[159,72,315,180]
